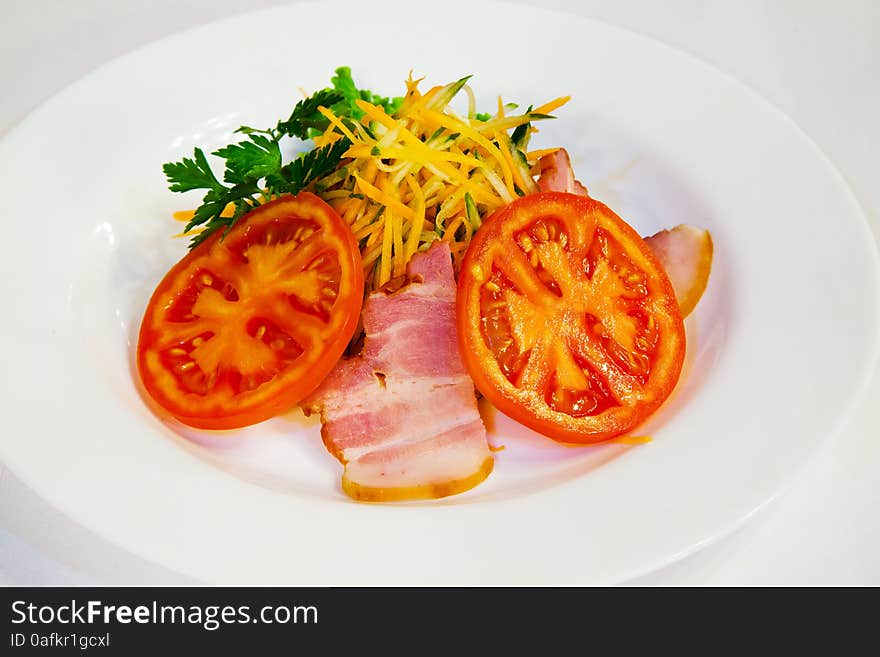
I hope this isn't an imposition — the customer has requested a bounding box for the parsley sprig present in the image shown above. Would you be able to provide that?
[163,67,400,249]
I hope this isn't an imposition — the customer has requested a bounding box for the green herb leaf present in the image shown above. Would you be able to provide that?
[162,148,222,193]
[213,134,282,185]
[272,137,352,196]
[234,125,275,137]
[276,88,344,139]
[183,180,260,232]
[332,66,403,118]
[331,66,362,117]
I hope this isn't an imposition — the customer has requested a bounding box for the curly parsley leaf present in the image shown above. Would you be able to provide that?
[181,180,260,234]
[162,148,223,193]
[271,138,352,196]
[187,193,256,249]
[213,134,282,185]
[276,88,344,140]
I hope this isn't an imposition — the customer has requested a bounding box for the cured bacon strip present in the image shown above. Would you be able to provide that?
[644,225,713,318]
[303,242,493,501]
[536,148,589,196]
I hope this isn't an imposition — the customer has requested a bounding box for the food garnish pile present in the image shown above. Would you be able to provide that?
[138,68,713,502]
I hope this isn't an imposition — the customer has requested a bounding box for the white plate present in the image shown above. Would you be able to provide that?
[1,0,878,585]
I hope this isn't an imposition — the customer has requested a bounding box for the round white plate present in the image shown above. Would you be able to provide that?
[1,0,877,585]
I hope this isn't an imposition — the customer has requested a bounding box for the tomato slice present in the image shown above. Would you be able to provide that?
[456,192,685,443]
[137,193,364,429]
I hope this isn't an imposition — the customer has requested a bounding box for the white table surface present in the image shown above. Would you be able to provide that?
[1,0,878,586]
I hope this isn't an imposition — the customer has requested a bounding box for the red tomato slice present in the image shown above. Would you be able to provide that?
[456,192,685,443]
[137,193,364,429]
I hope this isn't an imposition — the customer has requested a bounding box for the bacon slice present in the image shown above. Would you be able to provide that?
[644,225,713,318]
[536,148,589,196]
[536,150,712,317]
[303,242,493,501]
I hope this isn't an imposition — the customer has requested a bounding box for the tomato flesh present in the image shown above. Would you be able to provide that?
[457,192,685,443]
[137,193,364,429]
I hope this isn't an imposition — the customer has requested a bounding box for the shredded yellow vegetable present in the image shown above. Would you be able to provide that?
[313,74,568,290]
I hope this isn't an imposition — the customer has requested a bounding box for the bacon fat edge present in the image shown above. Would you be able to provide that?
[302,242,493,501]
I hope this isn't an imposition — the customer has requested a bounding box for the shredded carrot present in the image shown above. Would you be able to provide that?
[353,173,414,220]
[316,106,358,143]
[526,147,560,162]
[532,95,571,116]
